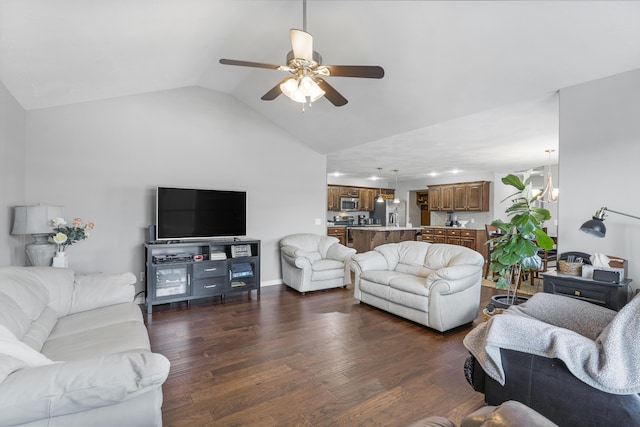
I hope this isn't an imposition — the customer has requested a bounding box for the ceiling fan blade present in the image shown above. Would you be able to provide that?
[261,78,290,101]
[316,78,348,107]
[219,59,281,70]
[290,29,313,62]
[325,65,385,79]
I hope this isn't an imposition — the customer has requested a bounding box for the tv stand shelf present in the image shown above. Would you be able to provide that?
[144,238,260,315]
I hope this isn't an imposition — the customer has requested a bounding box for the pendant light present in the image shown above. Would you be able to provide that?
[376,168,384,203]
[540,149,559,203]
[393,170,400,203]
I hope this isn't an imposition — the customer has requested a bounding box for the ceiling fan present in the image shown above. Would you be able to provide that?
[219,0,384,108]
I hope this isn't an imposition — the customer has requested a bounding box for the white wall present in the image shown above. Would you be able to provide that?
[24,86,327,294]
[559,68,640,289]
[0,81,26,266]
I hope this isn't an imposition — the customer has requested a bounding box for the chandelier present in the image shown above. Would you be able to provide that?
[540,149,559,203]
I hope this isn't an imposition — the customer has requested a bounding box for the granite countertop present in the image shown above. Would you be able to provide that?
[421,225,486,231]
[349,226,423,231]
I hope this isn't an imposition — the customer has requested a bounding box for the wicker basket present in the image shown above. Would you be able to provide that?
[559,261,582,276]
[482,308,505,322]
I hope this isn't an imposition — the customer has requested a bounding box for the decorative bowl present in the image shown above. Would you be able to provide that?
[458,220,469,228]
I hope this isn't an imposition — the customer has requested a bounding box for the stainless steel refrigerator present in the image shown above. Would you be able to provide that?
[372,200,406,226]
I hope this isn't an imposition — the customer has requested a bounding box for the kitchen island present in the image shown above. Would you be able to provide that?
[351,226,422,253]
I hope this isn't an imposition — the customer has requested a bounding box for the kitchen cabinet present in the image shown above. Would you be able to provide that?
[359,188,376,212]
[428,185,453,211]
[421,227,488,261]
[429,181,490,212]
[327,185,394,211]
[351,227,421,253]
[327,186,340,211]
[339,186,359,197]
[453,181,490,211]
[327,226,347,246]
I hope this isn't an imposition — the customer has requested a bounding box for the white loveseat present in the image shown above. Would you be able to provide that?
[351,241,485,332]
[280,233,356,294]
[0,267,170,426]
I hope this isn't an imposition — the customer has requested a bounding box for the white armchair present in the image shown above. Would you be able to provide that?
[280,233,356,294]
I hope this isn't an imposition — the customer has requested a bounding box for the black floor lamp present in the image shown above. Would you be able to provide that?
[580,207,640,237]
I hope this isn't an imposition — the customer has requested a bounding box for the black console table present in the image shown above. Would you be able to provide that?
[144,239,260,314]
[542,270,632,311]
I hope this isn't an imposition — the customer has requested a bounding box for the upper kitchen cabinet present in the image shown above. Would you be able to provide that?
[327,185,393,212]
[328,186,340,211]
[339,186,359,198]
[428,185,453,211]
[453,181,490,211]
[359,188,376,212]
[429,181,490,212]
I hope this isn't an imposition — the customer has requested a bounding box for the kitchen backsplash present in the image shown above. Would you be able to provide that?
[430,211,494,228]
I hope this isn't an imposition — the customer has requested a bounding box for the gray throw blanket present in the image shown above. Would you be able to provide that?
[463,292,640,395]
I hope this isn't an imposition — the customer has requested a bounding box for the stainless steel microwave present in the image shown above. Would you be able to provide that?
[340,197,359,211]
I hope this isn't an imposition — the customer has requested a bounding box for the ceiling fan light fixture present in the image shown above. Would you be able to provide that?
[280,76,325,104]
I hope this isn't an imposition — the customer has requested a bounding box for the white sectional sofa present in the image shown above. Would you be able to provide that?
[0,267,170,426]
[351,241,485,332]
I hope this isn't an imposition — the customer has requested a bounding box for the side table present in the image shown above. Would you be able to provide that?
[542,270,632,311]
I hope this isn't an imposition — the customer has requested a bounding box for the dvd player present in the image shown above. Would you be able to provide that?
[152,253,194,264]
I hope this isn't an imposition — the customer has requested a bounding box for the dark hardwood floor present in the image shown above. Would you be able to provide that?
[145,284,499,426]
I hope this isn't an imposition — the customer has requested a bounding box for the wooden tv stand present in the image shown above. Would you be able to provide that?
[144,238,260,314]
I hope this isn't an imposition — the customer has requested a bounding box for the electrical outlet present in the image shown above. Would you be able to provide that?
[315,218,322,225]
[139,271,145,282]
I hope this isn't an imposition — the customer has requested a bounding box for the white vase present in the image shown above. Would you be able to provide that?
[52,251,69,268]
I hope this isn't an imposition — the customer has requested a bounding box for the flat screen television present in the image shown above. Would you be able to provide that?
[156,186,246,241]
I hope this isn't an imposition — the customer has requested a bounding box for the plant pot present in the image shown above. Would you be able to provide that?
[488,294,529,310]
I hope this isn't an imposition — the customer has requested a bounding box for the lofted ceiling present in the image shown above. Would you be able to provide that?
[2,1,640,181]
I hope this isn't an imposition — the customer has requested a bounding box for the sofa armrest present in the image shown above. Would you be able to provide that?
[0,351,170,426]
[326,243,356,262]
[281,245,313,269]
[351,251,389,272]
[69,272,136,314]
[426,266,481,294]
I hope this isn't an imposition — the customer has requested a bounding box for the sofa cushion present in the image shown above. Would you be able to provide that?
[362,270,414,286]
[21,307,58,351]
[48,302,144,341]
[359,279,391,300]
[389,275,429,297]
[70,272,136,314]
[0,292,32,339]
[42,320,151,361]
[0,268,49,321]
[311,258,344,271]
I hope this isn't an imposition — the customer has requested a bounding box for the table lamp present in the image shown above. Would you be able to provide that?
[12,205,63,266]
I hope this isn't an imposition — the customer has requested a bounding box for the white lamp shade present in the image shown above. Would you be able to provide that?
[12,205,63,235]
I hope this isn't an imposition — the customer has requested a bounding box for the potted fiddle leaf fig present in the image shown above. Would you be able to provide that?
[488,171,555,308]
